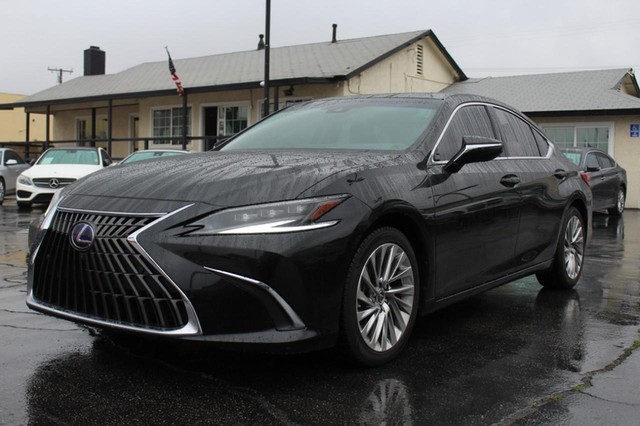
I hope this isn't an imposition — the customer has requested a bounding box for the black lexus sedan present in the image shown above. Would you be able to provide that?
[561,147,626,216]
[27,94,592,366]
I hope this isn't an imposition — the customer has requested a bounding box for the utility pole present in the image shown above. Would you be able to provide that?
[262,0,271,118]
[48,67,73,84]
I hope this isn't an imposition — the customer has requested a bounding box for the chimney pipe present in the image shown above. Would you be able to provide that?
[84,46,105,76]
[332,24,337,43]
[257,34,265,50]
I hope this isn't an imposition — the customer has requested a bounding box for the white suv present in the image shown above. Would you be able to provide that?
[17,147,112,209]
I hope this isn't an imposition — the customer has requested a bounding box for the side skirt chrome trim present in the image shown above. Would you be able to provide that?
[203,266,306,330]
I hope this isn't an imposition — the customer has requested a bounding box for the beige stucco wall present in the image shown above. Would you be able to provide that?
[0,93,51,143]
[534,114,640,209]
[343,36,459,95]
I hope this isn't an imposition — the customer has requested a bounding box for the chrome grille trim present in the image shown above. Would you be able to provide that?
[29,204,201,336]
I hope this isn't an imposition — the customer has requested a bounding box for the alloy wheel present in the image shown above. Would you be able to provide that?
[617,190,625,214]
[563,216,584,280]
[356,243,415,352]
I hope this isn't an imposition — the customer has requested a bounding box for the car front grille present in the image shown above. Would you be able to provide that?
[33,178,76,188]
[32,210,190,331]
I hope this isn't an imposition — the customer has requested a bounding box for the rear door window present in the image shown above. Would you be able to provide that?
[491,108,541,157]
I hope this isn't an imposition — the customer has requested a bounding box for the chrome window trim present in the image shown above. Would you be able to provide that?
[428,102,552,166]
[203,266,306,330]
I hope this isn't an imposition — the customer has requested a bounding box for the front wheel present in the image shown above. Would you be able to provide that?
[536,207,586,289]
[17,201,31,210]
[608,188,625,216]
[340,227,420,366]
[0,179,5,205]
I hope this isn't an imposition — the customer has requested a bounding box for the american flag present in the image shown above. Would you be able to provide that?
[165,48,185,96]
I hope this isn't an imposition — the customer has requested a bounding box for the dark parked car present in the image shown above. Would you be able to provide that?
[27,94,592,366]
[561,148,626,215]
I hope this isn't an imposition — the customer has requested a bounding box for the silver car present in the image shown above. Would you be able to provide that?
[0,148,30,205]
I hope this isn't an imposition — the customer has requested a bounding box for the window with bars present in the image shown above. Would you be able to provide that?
[153,107,191,145]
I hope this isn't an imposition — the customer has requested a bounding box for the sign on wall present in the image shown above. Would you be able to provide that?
[631,124,640,138]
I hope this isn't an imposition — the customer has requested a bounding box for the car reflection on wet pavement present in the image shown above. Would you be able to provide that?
[0,200,638,425]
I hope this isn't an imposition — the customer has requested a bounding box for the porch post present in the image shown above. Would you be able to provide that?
[107,99,113,155]
[182,92,188,150]
[25,112,30,159]
[90,107,96,147]
[45,105,51,151]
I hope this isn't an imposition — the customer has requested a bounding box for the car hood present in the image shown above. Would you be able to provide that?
[64,151,400,208]
[21,164,103,179]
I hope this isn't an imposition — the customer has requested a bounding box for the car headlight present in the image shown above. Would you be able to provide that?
[187,195,349,235]
[18,175,32,186]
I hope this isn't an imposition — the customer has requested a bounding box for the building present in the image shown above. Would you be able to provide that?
[0,28,638,207]
[0,93,50,159]
[0,30,465,159]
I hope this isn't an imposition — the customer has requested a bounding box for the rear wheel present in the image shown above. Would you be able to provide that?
[0,179,5,205]
[608,188,625,216]
[340,227,420,366]
[536,207,585,289]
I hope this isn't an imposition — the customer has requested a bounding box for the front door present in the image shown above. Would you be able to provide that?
[203,107,218,150]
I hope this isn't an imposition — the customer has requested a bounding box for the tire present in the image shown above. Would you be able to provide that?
[340,227,420,366]
[17,201,31,210]
[0,179,5,205]
[607,188,625,216]
[536,207,586,289]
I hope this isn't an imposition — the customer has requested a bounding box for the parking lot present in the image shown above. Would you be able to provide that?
[1,199,638,425]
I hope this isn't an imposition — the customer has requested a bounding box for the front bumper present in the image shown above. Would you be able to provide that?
[26,197,369,351]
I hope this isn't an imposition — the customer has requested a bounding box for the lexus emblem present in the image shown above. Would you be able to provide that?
[49,178,60,189]
[70,222,95,251]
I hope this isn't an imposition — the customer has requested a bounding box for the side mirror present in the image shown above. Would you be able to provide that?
[5,159,18,166]
[586,165,600,172]
[443,136,503,174]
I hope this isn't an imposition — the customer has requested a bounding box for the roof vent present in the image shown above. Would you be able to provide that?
[257,34,265,50]
[416,44,424,76]
[332,24,337,43]
[84,46,105,76]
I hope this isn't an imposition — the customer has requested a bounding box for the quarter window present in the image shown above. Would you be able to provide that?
[434,105,495,161]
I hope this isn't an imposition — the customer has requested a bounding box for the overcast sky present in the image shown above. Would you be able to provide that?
[2,0,639,95]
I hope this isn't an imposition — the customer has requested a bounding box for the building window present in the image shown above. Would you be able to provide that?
[542,124,612,154]
[153,107,191,145]
[221,106,248,136]
[76,117,108,140]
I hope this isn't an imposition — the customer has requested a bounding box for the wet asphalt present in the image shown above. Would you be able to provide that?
[0,200,638,425]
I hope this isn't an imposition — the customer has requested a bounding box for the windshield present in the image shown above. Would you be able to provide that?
[562,151,582,166]
[121,151,186,164]
[37,149,99,165]
[221,99,440,151]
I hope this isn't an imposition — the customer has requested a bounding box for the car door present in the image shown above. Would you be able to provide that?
[429,104,521,298]
[3,149,29,192]
[488,106,567,267]
[595,152,621,208]
[584,152,606,210]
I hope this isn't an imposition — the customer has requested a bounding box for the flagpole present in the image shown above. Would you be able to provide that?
[262,0,271,119]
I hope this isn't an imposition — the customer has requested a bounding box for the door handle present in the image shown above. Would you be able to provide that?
[500,175,520,187]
